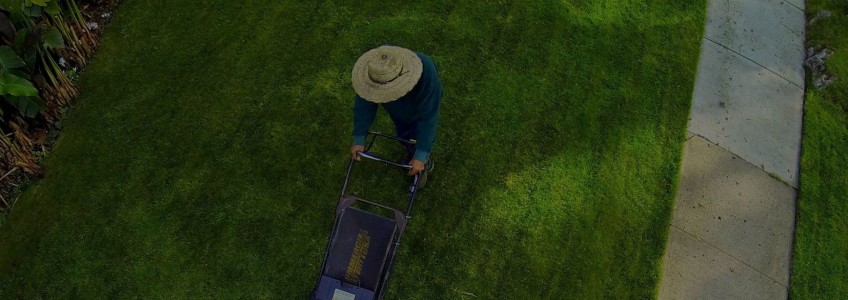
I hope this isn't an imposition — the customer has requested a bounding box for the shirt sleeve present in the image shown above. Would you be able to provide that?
[352,95,377,145]
[412,71,442,162]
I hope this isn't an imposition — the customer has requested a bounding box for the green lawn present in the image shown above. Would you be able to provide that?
[0,0,706,298]
[790,1,848,298]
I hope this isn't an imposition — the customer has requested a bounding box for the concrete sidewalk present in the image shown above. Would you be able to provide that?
[658,0,805,299]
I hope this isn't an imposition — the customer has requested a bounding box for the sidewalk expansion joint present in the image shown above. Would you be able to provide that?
[686,133,797,189]
[669,224,789,288]
[685,131,697,142]
[784,1,803,13]
[703,37,804,90]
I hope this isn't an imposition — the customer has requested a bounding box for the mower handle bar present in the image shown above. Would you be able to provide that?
[355,131,417,170]
[367,131,416,146]
[357,151,411,170]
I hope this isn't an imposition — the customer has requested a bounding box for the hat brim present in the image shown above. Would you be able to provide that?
[352,46,423,103]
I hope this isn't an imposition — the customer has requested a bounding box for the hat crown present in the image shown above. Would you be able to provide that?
[351,45,423,103]
[367,53,403,84]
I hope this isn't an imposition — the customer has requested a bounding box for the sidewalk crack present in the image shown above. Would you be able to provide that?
[784,1,803,12]
[685,133,798,189]
[669,224,789,288]
[703,37,804,90]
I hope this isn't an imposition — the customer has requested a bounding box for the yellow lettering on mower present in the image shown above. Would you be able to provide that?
[344,229,371,284]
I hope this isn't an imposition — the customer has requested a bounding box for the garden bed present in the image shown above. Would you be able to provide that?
[0,0,119,212]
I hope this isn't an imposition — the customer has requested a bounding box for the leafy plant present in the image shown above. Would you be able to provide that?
[0,0,98,180]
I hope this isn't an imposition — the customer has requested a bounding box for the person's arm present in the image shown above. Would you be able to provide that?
[412,83,442,163]
[352,95,377,146]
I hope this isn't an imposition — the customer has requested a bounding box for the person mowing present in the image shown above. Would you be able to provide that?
[349,45,442,187]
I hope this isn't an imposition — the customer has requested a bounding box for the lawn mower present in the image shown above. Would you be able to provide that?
[312,131,423,300]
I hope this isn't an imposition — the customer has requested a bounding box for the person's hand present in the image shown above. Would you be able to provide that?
[408,159,426,176]
[350,145,365,161]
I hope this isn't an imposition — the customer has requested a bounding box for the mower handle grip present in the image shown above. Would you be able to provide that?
[357,151,411,170]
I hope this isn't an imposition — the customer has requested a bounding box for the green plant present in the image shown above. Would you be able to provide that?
[0,0,95,180]
[4,0,81,114]
[0,13,43,118]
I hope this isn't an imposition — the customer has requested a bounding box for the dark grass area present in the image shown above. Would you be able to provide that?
[790,0,848,298]
[0,0,706,298]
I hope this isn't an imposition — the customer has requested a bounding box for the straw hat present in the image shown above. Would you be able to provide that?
[351,46,423,103]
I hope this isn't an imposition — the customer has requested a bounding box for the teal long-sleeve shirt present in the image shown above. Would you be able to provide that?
[352,52,443,162]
